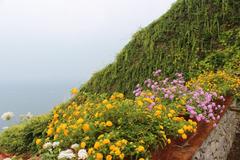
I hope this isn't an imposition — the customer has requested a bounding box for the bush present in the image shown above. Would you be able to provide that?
[0,114,51,155]
[186,70,240,97]
[38,91,197,159]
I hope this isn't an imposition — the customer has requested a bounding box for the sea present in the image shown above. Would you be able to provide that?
[0,82,81,130]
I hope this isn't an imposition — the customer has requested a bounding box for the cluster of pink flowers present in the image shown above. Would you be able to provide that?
[186,88,225,126]
[134,70,188,101]
[133,69,226,126]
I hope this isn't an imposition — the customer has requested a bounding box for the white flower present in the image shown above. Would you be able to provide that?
[43,142,52,149]
[3,158,12,160]
[58,149,76,159]
[20,112,34,121]
[26,112,33,118]
[52,141,60,148]
[1,112,14,121]
[2,126,9,130]
[71,143,79,150]
[78,149,88,160]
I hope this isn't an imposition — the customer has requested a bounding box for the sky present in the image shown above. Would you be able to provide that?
[0,0,176,86]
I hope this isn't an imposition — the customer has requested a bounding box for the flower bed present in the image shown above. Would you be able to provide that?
[32,70,239,160]
[0,70,239,160]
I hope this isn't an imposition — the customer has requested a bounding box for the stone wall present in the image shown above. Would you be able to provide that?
[192,100,240,160]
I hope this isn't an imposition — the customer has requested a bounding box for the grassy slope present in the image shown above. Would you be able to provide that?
[80,0,240,96]
[0,0,240,156]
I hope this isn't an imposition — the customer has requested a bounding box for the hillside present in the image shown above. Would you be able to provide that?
[80,0,240,96]
[0,0,240,159]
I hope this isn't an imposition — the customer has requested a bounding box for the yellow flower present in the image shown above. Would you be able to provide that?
[106,155,112,160]
[54,120,59,125]
[35,139,41,145]
[73,111,80,116]
[47,128,54,136]
[143,98,153,104]
[173,117,183,122]
[167,139,171,144]
[117,93,124,98]
[53,114,59,120]
[155,105,163,110]
[136,145,145,152]
[167,113,173,118]
[182,133,187,139]
[186,125,193,131]
[177,129,184,134]
[106,104,113,109]
[54,135,58,140]
[115,148,121,155]
[121,139,128,145]
[84,136,90,140]
[88,148,94,155]
[110,95,116,100]
[94,121,100,126]
[139,158,145,160]
[102,100,108,104]
[94,142,101,149]
[159,125,164,130]
[183,125,188,131]
[110,145,116,151]
[96,153,103,160]
[64,129,68,136]
[100,122,106,126]
[70,124,77,129]
[170,109,176,114]
[77,118,84,124]
[60,123,67,130]
[71,88,79,95]
[119,153,125,159]
[82,123,90,132]
[137,100,144,106]
[56,127,61,134]
[81,142,86,148]
[116,141,122,147]
[103,139,110,144]
[192,121,197,126]
[106,121,113,127]
[155,97,161,102]
[155,110,161,117]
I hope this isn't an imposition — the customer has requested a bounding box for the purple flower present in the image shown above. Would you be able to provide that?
[164,94,169,98]
[169,95,174,100]
[147,102,155,110]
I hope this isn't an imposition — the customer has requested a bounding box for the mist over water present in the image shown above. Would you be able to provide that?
[0,82,77,128]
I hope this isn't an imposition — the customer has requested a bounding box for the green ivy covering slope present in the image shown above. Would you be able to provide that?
[80,0,240,96]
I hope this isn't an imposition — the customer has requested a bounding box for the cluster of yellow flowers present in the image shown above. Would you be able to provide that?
[37,91,197,159]
[177,120,197,139]
[186,70,240,97]
[136,91,197,140]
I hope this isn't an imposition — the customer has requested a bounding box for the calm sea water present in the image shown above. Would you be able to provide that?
[0,82,81,129]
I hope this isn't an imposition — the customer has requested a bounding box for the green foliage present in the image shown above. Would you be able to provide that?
[80,0,240,97]
[0,114,51,155]
[41,92,196,159]
[197,28,240,75]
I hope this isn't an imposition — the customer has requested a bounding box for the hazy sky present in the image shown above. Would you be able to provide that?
[0,0,176,85]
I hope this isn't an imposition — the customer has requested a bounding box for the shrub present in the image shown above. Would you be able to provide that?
[38,91,197,159]
[0,114,51,155]
[186,70,240,97]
